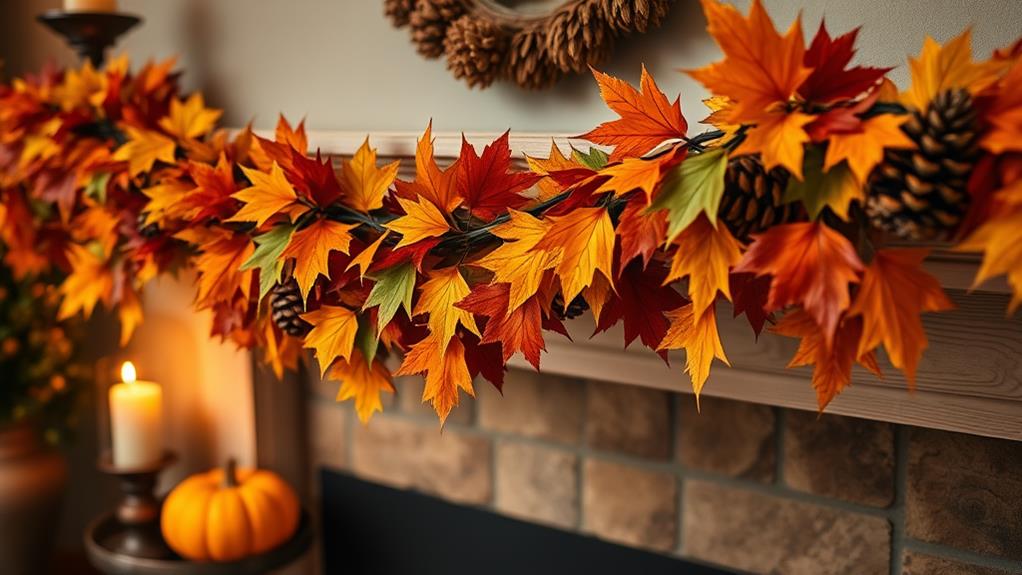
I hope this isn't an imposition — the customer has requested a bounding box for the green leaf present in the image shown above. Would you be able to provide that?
[85,172,111,204]
[572,146,609,170]
[355,313,379,363]
[362,263,416,332]
[649,148,728,242]
[242,224,295,300]
[783,147,860,220]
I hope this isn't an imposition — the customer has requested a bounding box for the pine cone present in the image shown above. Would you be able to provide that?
[384,0,415,27]
[599,0,673,33]
[719,155,801,242]
[865,88,979,240]
[507,26,561,91]
[409,0,467,58]
[552,292,590,320]
[270,278,311,337]
[444,15,508,89]
[546,0,614,74]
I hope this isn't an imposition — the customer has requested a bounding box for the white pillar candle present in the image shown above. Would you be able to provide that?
[64,0,118,12]
[109,362,164,468]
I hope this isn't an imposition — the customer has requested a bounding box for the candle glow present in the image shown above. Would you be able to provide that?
[109,361,163,468]
[121,361,136,384]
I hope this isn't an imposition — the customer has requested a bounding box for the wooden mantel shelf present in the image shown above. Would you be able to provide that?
[294,129,1022,441]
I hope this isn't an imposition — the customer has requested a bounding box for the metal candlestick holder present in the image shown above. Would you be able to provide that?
[36,10,142,67]
[95,450,177,560]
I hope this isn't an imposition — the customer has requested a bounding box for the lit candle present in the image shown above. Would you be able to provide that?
[64,0,118,12]
[109,362,164,468]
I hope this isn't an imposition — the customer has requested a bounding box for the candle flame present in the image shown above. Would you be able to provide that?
[121,361,137,384]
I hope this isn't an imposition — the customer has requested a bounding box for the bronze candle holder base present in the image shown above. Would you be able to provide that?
[36,10,142,66]
[96,450,177,560]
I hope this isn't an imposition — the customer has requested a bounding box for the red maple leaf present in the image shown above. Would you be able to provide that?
[595,260,687,362]
[456,132,541,221]
[462,331,506,391]
[799,22,891,104]
[729,271,772,337]
[457,283,545,370]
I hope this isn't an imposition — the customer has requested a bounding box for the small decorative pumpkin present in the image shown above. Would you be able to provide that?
[160,459,300,562]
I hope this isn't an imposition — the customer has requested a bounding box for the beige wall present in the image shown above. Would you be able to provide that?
[6,1,1021,134]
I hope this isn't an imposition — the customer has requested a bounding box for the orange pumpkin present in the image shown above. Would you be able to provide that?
[160,459,300,562]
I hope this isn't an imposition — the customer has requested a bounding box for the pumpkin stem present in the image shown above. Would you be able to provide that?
[223,458,238,488]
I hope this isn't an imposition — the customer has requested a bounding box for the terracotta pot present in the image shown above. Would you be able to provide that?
[0,422,69,575]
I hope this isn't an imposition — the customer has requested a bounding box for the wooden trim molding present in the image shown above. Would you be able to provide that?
[252,129,1021,441]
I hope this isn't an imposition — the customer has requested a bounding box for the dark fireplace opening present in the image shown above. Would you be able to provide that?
[320,470,736,575]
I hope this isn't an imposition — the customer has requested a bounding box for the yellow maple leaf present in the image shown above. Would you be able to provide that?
[56,60,104,111]
[142,176,194,226]
[957,182,1022,312]
[227,162,301,226]
[301,305,360,376]
[346,231,389,279]
[701,96,742,143]
[474,209,557,313]
[657,303,729,400]
[413,266,481,348]
[158,93,222,141]
[58,244,113,321]
[902,29,1008,111]
[387,195,450,249]
[396,334,473,425]
[340,138,400,213]
[734,111,814,179]
[665,215,742,314]
[113,126,177,177]
[118,285,144,347]
[525,141,578,201]
[535,207,616,303]
[330,351,395,423]
[281,219,357,299]
[583,272,614,324]
[824,113,914,184]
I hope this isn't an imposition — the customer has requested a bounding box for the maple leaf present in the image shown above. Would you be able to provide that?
[572,146,610,170]
[594,155,669,204]
[142,177,193,226]
[394,122,461,212]
[330,351,395,423]
[734,111,814,179]
[650,148,729,240]
[457,283,546,370]
[688,0,812,123]
[657,303,729,400]
[799,22,891,104]
[112,126,176,177]
[340,138,399,213]
[302,305,360,376]
[473,209,557,312]
[227,162,301,226]
[193,232,254,310]
[982,59,1022,155]
[396,334,473,424]
[118,284,144,347]
[701,96,742,143]
[822,113,913,184]
[783,146,862,220]
[414,266,481,348]
[579,65,688,161]
[902,29,1007,111]
[58,243,113,320]
[158,93,222,141]
[281,219,356,299]
[362,262,416,332]
[583,272,614,324]
[729,272,772,336]
[595,260,687,361]
[848,248,952,385]
[183,155,239,222]
[346,231,389,279]
[241,224,294,300]
[665,215,742,314]
[734,222,863,346]
[525,141,581,201]
[535,207,615,303]
[456,132,541,221]
[773,309,880,410]
[617,199,668,269]
[957,186,1022,311]
[387,195,450,249]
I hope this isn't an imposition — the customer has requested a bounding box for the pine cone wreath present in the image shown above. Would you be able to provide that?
[551,292,590,320]
[507,26,561,91]
[546,0,614,74]
[444,15,509,89]
[599,0,673,33]
[410,0,467,58]
[865,88,979,240]
[270,278,311,337]
[384,0,415,27]
[719,155,801,242]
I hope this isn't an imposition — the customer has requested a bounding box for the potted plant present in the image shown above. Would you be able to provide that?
[0,263,87,574]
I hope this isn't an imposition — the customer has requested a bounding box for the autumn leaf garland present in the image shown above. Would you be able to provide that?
[1,0,1020,423]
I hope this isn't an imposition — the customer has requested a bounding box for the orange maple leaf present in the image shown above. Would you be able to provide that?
[346,231,389,279]
[956,182,1022,312]
[396,335,473,424]
[281,219,357,299]
[824,114,914,183]
[158,93,222,141]
[983,59,1022,155]
[657,303,729,400]
[340,138,400,213]
[848,248,952,386]
[57,243,113,321]
[902,29,1007,111]
[535,207,616,303]
[689,0,812,123]
[773,309,880,410]
[734,222,863,346]
[112,126,176,177]
[665,215,742,314]
[387,195,451,249]
[193,232,254,310]
[330,351,396,423]
[594,156,666,204]
[413,266,480,348]
[394,122,461,212]
[228,162,301,226]
[117,284,144,347]
[473,209,557,312]
[525,141,580,201]
[734,111,814,178]
[301,305,360,376]
[579,65,688,161]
